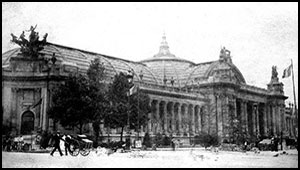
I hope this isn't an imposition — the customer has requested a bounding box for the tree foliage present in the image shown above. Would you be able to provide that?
[48,73,94,133]
[104,72,130,141]
[105,72,151,141]
[128,91,151,131]
[48,58,107,134]
[48,58,151,141]
[87,58,108,141]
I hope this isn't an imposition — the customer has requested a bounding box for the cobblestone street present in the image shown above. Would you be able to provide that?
[2,149,298,168]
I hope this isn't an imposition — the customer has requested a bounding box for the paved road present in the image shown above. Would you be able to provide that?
[2,149,298,168]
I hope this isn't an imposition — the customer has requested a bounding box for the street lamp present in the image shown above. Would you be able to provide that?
[137,71,143,140]
[126,70,133,131]
[126,69,134,149]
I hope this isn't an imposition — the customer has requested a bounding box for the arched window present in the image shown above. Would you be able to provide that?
[21,111,35,134]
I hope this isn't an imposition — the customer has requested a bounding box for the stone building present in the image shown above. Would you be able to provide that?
[2,32,297,144]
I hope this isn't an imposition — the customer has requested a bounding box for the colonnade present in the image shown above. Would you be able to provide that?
[146,96,286,138]
[227,99,285,138]
[147,98,207,136]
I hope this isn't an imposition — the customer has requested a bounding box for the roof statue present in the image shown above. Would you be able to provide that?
[10,25,48,58]
[220,46,231,58]
[269,65,280,84]
[271,66,278,79]
[219,46,233,63]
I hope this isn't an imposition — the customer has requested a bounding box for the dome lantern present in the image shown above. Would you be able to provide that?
[154,33,176,58]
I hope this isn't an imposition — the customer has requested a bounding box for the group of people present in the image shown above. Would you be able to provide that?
[49,131,72,156]
[2,135,25,152]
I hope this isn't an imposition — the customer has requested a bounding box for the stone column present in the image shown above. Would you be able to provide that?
[278,104,283,134]
[286,118,291,135]
[11,88,17,127]
[252,103,257,136]
[216,94,222,137]
[242,101,248,134]
[156,100,160,133]
[281,105,286,134]
[271,104,276,135]
[164,101,168,133]
[256,103,260,136]
[191,105,195,134]
[290,119,293,136]
[148,99,153,133]
[33,88,41,131]
[233,97,237,117]
[270,104,273,135]
[171,103,175,134]
[275,104,279,135]
[198,106,202,133]
[274,104,278,135]
[263,104,268,136]
[184,104,188,133]
[267,104,272,135]
[203,105,209,134]
[178,103,183,134]
[41,87,48,131]
[240,100,246,134]
[266,103,270,135]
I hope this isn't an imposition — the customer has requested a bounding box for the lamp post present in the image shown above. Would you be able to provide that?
[137,71,143,140]
[126,70,134,149]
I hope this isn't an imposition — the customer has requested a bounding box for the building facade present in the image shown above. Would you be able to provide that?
[2,32,297,144]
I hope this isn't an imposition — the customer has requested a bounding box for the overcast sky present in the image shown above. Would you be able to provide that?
[2,2,298,105]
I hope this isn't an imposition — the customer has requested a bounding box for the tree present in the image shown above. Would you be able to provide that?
[48,58,108,136]
[48,73,95,134]
[87,58,108,144]
[128,89,151,138]
[105,72,130,141]
[105,72,151,141]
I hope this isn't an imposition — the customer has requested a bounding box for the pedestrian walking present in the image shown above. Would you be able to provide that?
[271,136,275,151]
[274,136,279,152]
[50,131,63,156]
[244,141,248,151]
[171,138,176,151]
[64,135,72,156]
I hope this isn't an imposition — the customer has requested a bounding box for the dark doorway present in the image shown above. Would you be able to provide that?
[21,111,35,134]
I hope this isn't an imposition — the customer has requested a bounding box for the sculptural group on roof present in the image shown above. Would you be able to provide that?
[10,25,48,58]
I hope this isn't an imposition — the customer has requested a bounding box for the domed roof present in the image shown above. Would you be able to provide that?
[141,34,196,87]
[2,43,160,85]
[43,43,160,85]
[2,48,20,66]
[2,36,246,88]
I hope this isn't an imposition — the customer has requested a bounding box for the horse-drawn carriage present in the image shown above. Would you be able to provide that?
[68,134,93,156]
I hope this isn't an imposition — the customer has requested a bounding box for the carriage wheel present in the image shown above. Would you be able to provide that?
[69,140,80,156]
[80,147,90,156]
